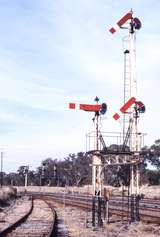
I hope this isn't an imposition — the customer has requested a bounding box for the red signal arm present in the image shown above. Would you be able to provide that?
[69,103,101,112]
[80,104,101,112]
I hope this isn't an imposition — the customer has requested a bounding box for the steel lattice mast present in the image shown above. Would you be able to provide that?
[110,10,142,192]
[110,10,145,222]
[110,10,141,153]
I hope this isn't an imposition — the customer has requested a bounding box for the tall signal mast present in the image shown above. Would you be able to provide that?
[110,10,142,153]
[110,10,145,221]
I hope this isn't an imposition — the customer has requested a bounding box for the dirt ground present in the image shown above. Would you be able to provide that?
[15,185,160,236]
[53,202,160,237]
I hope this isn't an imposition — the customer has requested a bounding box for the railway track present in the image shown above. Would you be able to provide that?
[31,192,160,224]
[0,191,159,237]
[0,196,68,237]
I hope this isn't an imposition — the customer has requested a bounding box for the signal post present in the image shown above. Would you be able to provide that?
[69,98,108,227]
[69,9,145,228]
[110,10,145,222]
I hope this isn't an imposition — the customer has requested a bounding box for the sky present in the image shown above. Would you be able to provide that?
[0,0,159,172]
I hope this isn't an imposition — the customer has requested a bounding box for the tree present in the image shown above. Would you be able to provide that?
[4,139,160,187]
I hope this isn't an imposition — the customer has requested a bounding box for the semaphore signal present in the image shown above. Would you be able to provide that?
[109,10,142,34]
[113,97,136,120]
[69,101,107,115]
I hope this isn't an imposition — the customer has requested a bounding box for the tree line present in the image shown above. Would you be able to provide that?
[1,139,160,187]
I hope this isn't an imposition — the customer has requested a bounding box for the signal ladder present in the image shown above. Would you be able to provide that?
[123,36,132,146]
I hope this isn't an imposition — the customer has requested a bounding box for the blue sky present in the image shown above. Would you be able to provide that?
[0,0,159,172]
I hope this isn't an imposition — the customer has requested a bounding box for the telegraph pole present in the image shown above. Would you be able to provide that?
[24,165,29,188]
[0,151,3,187]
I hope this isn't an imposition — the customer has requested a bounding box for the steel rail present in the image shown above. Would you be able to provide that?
[0,196,57,237]
[0,196,34,237]
[41,198,58,237]
[32,192,160,224]
[32,192,160,212]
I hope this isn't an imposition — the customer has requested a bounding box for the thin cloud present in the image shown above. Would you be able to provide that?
[0,1,159,172]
